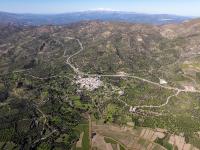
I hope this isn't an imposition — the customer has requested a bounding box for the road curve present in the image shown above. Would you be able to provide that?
[65,37,200,94]
[65,37,200,113]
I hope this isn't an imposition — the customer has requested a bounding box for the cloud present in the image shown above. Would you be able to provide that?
[90,8,116,11]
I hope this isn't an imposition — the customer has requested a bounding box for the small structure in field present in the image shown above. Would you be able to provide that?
[159,78,168,85]
[118,90,124,96]
[137,37,143,42]
[117,71,127,76]
[129,106,137,112]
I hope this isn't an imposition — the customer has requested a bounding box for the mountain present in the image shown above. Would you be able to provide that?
[0,11,193,26]
[1,19,200,149]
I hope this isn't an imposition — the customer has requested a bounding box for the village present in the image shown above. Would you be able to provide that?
[75,75,103,91]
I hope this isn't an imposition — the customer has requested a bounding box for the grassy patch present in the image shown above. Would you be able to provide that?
[104,137,117,144]
[120,144,126,150]
[138,138,146,144]
[75,123,89,150]
[189,136,200,149]
[155,137,173,150]
[104,137,126,150]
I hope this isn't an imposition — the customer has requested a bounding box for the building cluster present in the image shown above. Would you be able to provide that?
[75,76,103,91]
[184,85,196,92]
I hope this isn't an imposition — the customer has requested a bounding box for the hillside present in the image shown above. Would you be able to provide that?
[1,20,200,149]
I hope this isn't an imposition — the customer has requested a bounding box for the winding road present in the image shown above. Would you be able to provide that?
[65,37,84,74]
[1,36,200,112]
[65,36,200,111]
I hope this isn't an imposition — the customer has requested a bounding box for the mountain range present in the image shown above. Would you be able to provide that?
[0,11,193,26]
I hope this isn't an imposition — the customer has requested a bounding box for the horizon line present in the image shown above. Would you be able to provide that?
[0,10,197,18]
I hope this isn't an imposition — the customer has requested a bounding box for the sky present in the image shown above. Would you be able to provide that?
[0,0,200,16]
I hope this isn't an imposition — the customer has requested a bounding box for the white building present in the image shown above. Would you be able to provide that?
[159,78,168,85]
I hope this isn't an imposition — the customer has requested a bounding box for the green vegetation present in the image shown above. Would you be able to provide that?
[104,137,126,150]
[0,72,86,149]
[155,137,173,150]
[1,21,200,149]
[189,136,200,149]
[119,145,126,150]
[75,123,89,150]
[37,143,51,150]
[104,137,117,144]
[196,72,200,82]
[140,115,200,135]
[138,138,147,145]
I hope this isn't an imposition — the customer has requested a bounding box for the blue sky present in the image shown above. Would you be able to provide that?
[0,0,200,16]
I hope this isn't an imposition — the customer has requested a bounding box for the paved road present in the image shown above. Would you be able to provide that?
[66,37,200,93]
[1,36,200,113]
[65,37,200,112]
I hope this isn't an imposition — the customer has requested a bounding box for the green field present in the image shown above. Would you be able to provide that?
[104,137,126,150]
[75,123,90,150]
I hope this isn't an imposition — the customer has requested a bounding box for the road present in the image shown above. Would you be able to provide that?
[65,38,84,74]
[134,90,181,109]
[1,36,200,113]
[65,37,200,112]
[65,37,200,93]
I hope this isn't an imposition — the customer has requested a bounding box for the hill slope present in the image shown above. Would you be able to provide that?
[1,20,200,149]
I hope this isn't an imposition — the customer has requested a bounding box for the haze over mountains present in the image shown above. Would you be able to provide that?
[0,10,193,26]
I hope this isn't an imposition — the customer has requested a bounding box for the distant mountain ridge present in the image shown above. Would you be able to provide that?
[0,11,193,26]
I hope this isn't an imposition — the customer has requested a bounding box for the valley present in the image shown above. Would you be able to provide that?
[1,20,200,149]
